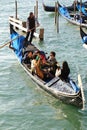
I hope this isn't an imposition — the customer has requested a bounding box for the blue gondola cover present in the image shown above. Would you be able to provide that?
[10,32,25,62]
[83,36,87,44]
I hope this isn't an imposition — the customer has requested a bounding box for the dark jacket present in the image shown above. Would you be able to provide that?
[27,16,35,30]
[59,61,70,80]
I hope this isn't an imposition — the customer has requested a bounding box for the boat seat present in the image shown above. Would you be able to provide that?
[24,44,39,53]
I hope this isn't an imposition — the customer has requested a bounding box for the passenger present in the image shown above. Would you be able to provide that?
[35,54,54,80]
[36,50,46,64]
[55,63,61,77]
[35,57,44,79]
[74,13,80,21]
[46,51,57,75]
[47,51,57,65]
[31,54,37,74]
[22,51,33,65]
[56,61,70,81]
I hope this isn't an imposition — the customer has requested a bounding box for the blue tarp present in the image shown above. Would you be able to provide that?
[77,4,87,17]
[83,36,87,44]
[10,32,25,62]
[69,80,80,93]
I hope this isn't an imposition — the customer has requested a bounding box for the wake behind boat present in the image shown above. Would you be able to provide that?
[8,16,84,108]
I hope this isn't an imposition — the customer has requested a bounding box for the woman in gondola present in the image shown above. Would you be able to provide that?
[55,61,70,81]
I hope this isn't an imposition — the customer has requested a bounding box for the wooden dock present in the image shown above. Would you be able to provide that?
[9,16,44,40]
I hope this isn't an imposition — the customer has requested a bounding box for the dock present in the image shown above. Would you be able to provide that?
[9,0,44,40]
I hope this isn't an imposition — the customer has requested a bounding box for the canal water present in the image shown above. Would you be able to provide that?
[0,0,87,129]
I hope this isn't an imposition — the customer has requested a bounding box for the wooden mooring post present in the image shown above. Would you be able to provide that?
[34,0,38,19]
[55,1,59,33]
[36,0,38,19]
[15,0,18,19]
[34,0,44,40]
[39,28,44,41]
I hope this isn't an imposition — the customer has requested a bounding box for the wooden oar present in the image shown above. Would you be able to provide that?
[0,25,39,49]
[0,35,19,49]
[78,74,85,110]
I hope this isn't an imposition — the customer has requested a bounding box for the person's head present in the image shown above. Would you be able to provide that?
[32,54,37,59]
[62,61,69,70]
[29,12,34,18]
[27,51,33,58]
[50,51,56,57]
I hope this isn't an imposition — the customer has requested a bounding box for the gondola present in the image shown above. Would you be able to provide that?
[42,0,87,12]
[9,18,84,109]
[76,1,87,16]
[42,1,78,12]
[58,2,87,28]
[43,2,55,12]
[80,26,87,49]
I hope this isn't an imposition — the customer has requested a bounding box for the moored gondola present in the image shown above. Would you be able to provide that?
[43,3,55,12]
[80,26,87,49]
[42,0,78,12]
[43,0,87,12]
[58,2,87,28]
[43,1,87,28]
[76,1,87,16]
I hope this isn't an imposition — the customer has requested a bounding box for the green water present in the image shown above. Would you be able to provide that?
[0,0,87,129]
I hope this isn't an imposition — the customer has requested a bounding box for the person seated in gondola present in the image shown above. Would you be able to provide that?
[47,51,57,64]
[35,51,54,80]
[74,13,80,21]
[55,61,70,81]
[22,51,33,67]
[55,63,61,77]
[31,54,37,74]
[46,51,57,76]
[35,57,54,80]
[35,50,47,64]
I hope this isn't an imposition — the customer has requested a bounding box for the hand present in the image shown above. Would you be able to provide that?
[37,23,40,27]
[28,29,31,32]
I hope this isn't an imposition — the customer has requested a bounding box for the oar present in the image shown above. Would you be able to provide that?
[0,35,19,49]
[78,74,86,110]
[0,25,39,49]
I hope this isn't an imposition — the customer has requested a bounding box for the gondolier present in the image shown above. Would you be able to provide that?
[25,12,39,44]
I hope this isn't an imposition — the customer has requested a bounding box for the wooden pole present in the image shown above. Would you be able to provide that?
[74,1,76,13]
[80,0,82,24]
[39,28,44,41]
[0,35,20,49]
[34,6,36,17]
[36,0,38,19]
[15,0,17,19]
[57,1,59,33]
[78,74,85,110]
[55,2,59,33]
[55,2,57,24]
[80,0,82,12]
